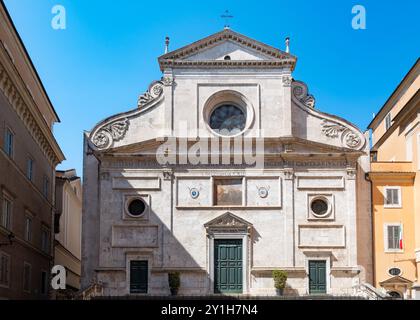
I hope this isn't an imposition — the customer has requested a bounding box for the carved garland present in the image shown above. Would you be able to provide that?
[0,63,60,165]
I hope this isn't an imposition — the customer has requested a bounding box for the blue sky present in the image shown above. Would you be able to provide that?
[3,0,420,176]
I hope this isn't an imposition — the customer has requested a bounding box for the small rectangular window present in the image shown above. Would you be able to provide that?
[0,252,10,287]
[41,228,50,254]
[27,158,34,181]
[387,225,402,250]
[1,196,12,230]
[385,113,392,130]
[4,128,14,158]
[23,262,31,292]
[41,271,48,295]
[213,178,243,206]
[43,176,50,199]
[25,216,32,242]
[384,187,401,207]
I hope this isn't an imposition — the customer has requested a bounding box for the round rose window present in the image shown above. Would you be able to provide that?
[209,104,246,136]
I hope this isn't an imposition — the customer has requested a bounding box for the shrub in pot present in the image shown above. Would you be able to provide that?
[168,272,180,296]
[272,270,288,296]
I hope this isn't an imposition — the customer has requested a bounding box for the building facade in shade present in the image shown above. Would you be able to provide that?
[368,59,420,299]
[54,169,82,298]
[0,3,65,299]
[82,29,373,296]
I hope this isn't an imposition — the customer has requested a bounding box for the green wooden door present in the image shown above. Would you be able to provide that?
[214,239,243,294]
[309,260,327,294]
[130,260,148,294]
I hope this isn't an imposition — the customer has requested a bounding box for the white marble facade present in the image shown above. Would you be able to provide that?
[81,29,373,296]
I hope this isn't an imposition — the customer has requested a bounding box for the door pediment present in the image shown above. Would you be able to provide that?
[204,212,252,233]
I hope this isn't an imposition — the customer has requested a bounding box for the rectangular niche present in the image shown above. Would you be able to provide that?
[112,225,158,248]
[112,176,161,190]
[296,175,344,190]
[176,177,211,207]
[246,177,282,207]
[298,225,345,248]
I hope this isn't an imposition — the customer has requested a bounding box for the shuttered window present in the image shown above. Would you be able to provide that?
[4,128,14,158]
[384,187,401,207]
[0,253,10,287]
[387,225,401,250]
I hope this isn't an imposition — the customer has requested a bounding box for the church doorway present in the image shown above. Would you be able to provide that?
[308,260,327,294]
[214,239,243,294]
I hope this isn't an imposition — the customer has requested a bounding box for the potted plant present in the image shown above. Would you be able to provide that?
[272,270,288,296]
[168,272,180,296]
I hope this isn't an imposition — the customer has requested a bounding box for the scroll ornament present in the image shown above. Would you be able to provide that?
[321,120,362,149]
[91,119,129,149]
[292,81,316,108]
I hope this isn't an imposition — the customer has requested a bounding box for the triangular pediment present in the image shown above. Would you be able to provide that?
[158,29,296,71]
[185,40,272,61]
[204,212,252,229]
[379,275,413,285]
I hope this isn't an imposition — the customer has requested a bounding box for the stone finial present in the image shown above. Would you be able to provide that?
[165,36,170,54]
[285,37,290,53]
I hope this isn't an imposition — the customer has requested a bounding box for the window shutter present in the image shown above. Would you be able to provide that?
[392,189,399,205]
[386,189,392,205]
[388,226,394,249]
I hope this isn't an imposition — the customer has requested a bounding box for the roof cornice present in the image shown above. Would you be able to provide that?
[0,50,65,165]
[158,29,297,71]
[368,58,420,130]
[0,1,60,123]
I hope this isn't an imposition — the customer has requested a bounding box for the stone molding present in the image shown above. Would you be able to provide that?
[0,59,61,165]
[204,212,252,231]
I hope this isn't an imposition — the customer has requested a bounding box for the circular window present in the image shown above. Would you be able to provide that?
[224,55,231,60]
[209,104,246,136]
[388,267,402,276]
[127,199,146,217]
[310,197,330,217]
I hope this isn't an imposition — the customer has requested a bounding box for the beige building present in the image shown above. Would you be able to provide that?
[54,169,82,298]
[0,2,65,299]
[368,59,420,299]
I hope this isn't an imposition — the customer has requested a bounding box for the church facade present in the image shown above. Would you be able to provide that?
[81,29,373,296]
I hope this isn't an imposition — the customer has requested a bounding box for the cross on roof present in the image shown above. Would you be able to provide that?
[221,10,233,29]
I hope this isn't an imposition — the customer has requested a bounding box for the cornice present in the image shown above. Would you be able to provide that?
[368,58,420,130]
[159,59,296,70]
[0,46,64,166]
[158,29,297,71]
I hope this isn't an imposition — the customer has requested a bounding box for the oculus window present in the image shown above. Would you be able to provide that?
[127,199,146,217]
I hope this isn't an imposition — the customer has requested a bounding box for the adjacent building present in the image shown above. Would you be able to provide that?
[368,59,420,299]
[0,2,65,299]
[54,169,82,298]
[82,29,373,297]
